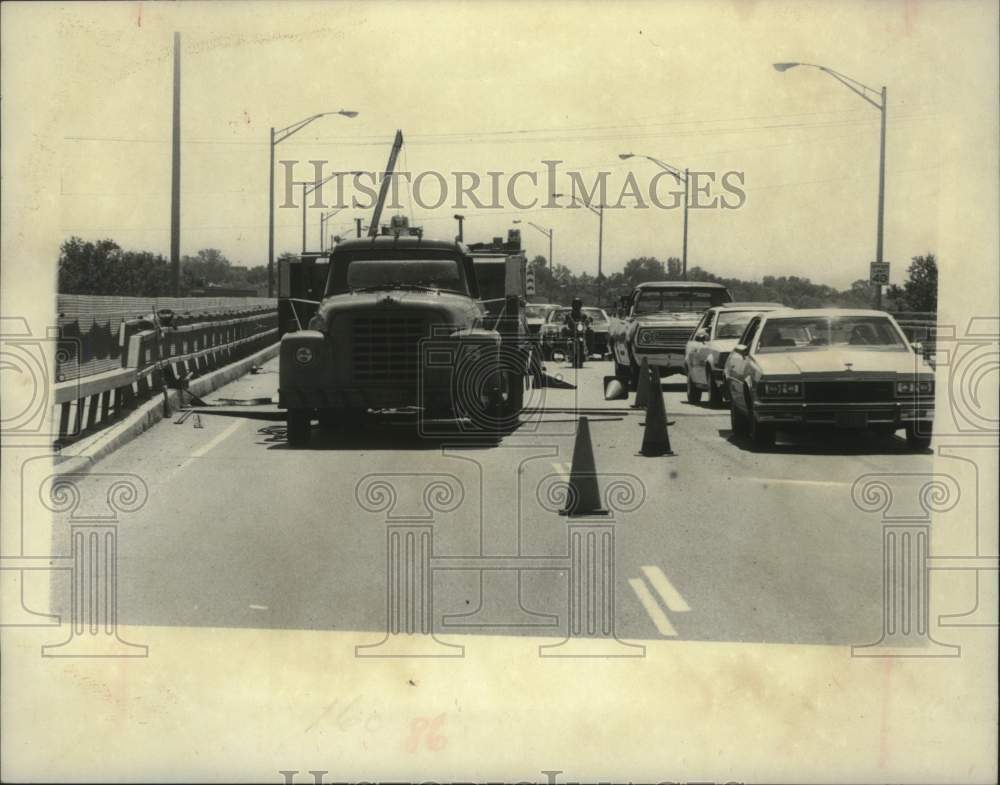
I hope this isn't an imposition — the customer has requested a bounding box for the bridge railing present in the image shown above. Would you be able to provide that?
[53,295,278,447]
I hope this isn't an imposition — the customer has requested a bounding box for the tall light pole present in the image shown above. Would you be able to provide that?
[553,193,604,305]
[319,207,345,252]
[619,153,689,280]
[268,109,358,296]
[774,62,887,308]
[512,220,554,267]
[294,171,362,254]
[453,214,465,243]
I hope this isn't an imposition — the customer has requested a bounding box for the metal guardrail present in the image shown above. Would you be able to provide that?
[53,306,278,446]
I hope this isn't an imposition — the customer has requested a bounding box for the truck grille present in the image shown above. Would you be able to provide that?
[804,381,895,403]
[352,315,428,383]
[640,326,694,348]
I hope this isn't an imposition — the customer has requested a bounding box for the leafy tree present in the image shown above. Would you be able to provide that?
[899,254,937,312]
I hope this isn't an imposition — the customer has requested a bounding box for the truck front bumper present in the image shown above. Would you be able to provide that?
[633,347,686,371]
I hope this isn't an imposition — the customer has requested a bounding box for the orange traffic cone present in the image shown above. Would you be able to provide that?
[640,369,674,456]
[560,416,609,516]
[631,357,651,409]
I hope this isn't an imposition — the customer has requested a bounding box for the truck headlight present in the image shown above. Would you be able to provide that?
[763,381,801,397]
[637,330,653,346]
[294,347,314,365]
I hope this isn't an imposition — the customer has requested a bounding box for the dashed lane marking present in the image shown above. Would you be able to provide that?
[641,565,691,613]
[628,577,678,637]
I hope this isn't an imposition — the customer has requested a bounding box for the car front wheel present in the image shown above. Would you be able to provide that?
[745,390,775,449]
[686,372,702,403]
[706,366,723,407]
[730,400,748,435]
[905,423,932,451]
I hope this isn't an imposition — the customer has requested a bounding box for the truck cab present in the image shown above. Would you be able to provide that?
[608,281,732,387]
[278,230,530,444]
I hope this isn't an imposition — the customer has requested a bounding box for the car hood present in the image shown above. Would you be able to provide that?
[707,338,740,352]
[755,348,931,376]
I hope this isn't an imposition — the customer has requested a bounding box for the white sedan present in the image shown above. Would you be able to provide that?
[684,302,784,406]
[724,309,935,450]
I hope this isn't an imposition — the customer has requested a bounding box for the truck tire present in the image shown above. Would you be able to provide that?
[286,409,310,446]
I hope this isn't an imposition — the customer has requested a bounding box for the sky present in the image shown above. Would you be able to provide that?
[5,0,998,290]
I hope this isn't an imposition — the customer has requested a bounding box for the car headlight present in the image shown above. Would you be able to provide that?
[763,381,801,397]
[897,379,933,396]
[294,346,314,365]
[637,330,653,346]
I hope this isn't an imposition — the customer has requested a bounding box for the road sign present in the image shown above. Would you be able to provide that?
[525,267,536,295]
[870,262,890,286]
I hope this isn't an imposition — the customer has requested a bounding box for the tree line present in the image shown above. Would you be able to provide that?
[57,237,275,297]
[57,236,937,313]
[528,254,938,313]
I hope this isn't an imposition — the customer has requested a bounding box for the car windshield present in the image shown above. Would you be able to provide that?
[548,309,569,323]
[525,305,554,319]
[345,258,468,294]
[756,316,907,352]
[582,307,608,323]
[715,310,760,339]
[634,288,727,315]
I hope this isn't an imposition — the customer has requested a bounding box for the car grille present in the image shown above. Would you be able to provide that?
[804,380,895,403]
[640,326,694,347]
[351,315,429,384]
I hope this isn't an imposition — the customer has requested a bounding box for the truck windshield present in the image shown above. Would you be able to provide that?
[757,316,907,352]
[634,289,728,314]
[345,258,469,294]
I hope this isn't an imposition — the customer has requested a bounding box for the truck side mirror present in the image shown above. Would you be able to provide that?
[734,343,748,357]
[694,329,709,342]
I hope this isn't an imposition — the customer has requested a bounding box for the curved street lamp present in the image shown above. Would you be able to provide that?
[268,109,358,295]
[552,192,605,305]
[619,152,690,280]
[512,219,554,267]
[294,170,363,253]
[774,62,887,307]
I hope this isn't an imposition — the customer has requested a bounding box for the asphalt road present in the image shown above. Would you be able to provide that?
[48,355,935,648]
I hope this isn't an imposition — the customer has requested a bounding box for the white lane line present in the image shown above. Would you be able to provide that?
[190,418,246,459]
[249,604,269,611]
[628,578,677,637]
[641,566,691,613]
[737,477,852,489]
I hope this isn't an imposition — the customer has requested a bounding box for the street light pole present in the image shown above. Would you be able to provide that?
[619,153,690,280]
[681,168,689,280]
[453,214,465,243]
[512,220,554,266]
[295,171,362,254]
[552,193,604,304]
[597,203,604,305]
[267,109,358,296]
[876,85,887,309]
[773,62,886,308]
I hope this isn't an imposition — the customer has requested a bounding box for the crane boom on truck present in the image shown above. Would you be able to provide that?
[368,129,404,237]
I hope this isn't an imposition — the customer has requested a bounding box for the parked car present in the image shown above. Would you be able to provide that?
[609,281,732,388]
[685,302,785,406]
[540,307,569,359]
[525,303,559,337]
[724,309,935,450]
